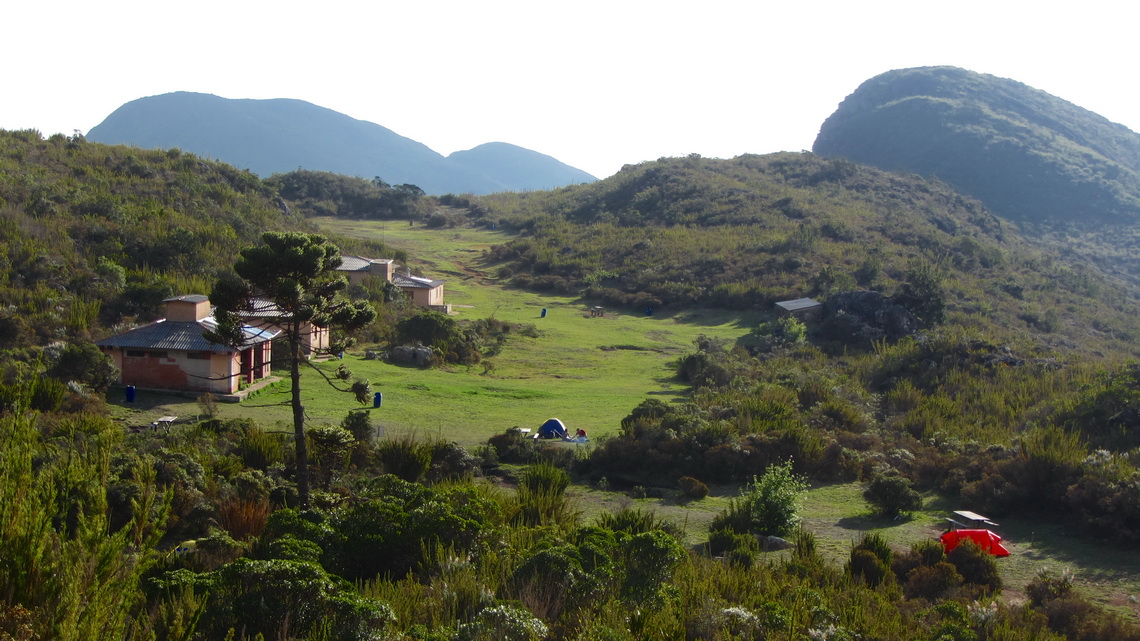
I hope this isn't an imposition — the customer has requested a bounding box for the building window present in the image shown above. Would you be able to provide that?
[186,352,210,360]
[149,351,168,358]
[126,350,146,357]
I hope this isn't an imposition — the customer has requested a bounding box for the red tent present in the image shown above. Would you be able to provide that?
[939,529,1010,557]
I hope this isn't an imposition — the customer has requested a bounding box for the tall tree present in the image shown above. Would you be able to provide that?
[209,232,376,508]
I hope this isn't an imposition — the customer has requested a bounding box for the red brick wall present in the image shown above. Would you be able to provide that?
[121,354,193,391]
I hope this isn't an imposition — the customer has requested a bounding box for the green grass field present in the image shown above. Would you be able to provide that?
[116,220,758,449]
[107,219,1140,620]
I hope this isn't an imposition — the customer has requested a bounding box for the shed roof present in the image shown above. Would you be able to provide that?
[392,273,443,289]
[775,298,822,312]
[163,294,209,304]
[337,255,393,272]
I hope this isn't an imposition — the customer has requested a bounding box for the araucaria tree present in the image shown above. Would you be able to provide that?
[209,232,376,508]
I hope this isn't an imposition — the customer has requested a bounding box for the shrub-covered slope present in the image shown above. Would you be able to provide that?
[0,129,394,351]
[477,153,1139,359]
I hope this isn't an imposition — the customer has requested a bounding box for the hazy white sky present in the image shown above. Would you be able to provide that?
[4,0,1137,179]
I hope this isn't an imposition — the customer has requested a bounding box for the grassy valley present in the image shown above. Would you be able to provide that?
[4,131,1140,640]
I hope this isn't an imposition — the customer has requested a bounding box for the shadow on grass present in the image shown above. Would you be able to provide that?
[997,517,1140,581]
[837,513,915,530]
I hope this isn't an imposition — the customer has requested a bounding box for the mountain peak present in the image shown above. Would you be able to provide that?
[87,93,595,195]
[813,66,1140,225]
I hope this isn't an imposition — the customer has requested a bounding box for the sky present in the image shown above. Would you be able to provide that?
[4,0,1138,180]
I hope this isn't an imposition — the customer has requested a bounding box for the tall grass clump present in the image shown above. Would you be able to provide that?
[515,463,578,527]
[375,433,434,482]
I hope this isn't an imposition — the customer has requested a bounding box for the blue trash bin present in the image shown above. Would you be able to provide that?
[125,385,136,403]
[541,308,547,318]
[373,392,383,408]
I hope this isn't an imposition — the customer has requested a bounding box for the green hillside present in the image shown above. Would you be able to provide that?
[814,66,1140,226]
[0,130,401,354]
[812,66,1140,286]
[476,152,1140,359]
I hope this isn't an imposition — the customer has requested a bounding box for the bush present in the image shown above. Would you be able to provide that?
[751,317,807,351]
[596,507,682,538]
[864,473,922,517]
[520,461,571,495]
[235,425,285,470]
[903,562,962,600]
[946,540,1002,593]
[848,548,890,587]
[487,428,537,464]
[456,605,548,641]
[620,530,686,607]
[375,434,432,482]
[204,558,394,641]
[677,475,710,499]
[341,410,374,443]
[710,460,807,536]
[45,341,118,393]
[1026,568,1074,606]
[847,532,893,587]
[707,528,760,557]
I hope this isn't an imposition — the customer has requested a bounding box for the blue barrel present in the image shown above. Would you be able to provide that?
[125,385,136,403]
[541,308,547,318]
[373,392,383,408]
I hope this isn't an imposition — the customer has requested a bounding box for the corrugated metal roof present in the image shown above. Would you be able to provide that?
[392,273,443,289]
[241,297,287,319]
[337,255,394,273]
[337,255,373,272]
[163,294,209,304]
[97,318,278,352]
[775,298,821,312]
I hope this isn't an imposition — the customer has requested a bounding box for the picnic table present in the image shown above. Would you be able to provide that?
[152,416,178,432]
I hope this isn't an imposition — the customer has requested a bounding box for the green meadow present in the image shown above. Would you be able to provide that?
[122,219,759,449]
[106,219,1140,619]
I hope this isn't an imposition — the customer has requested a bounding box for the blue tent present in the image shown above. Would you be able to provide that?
[537,418,568,439]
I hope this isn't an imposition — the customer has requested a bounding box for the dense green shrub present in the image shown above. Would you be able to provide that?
[341,410,375,443]
[456,604,548,641]
[203,558,394,641]
[707,528,760,557]
[710,461,807,536]
[619,530,686,607]
[864,473,923,517]
[596,507,682,538]
[946,540,1002,593]
[751,317,807,351]
[903,562,963,600]
[44,342,118,393]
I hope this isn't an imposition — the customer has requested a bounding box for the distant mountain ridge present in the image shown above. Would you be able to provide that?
[86,92,596,195]
[812,66,1140,226]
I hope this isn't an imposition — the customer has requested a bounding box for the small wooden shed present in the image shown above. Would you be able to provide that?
[775,297,823,322]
